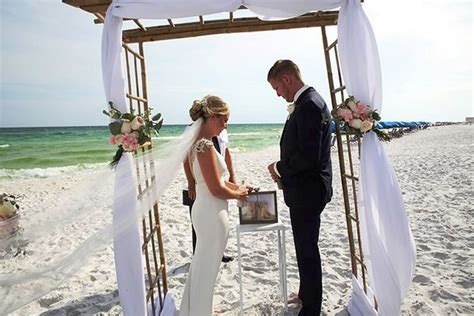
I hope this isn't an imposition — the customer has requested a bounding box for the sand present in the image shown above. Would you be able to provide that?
[1,124,472,315]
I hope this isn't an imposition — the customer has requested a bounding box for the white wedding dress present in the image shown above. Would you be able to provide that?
[179,138,230,316]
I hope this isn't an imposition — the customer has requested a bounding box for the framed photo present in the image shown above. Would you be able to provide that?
[239,190,278,225]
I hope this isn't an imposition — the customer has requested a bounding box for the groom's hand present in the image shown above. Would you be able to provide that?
[187,182,196,200]
[267,163,281,182]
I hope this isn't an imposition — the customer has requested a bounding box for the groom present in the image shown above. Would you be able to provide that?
[267,60,332,315]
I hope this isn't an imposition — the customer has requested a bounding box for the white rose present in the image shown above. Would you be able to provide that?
[360,120,374,133]
[0,202,17,218]
[121,121,132,134]
[287,103,295,114]
[349,118,362,129]
[347,100,358,112]
[130,116,144,130]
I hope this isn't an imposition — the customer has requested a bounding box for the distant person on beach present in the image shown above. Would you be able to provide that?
[266,59,333,315]
[179,95,249,316]
[183,128,236,263]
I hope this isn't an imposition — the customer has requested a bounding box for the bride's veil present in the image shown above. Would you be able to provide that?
[0,118,204,314]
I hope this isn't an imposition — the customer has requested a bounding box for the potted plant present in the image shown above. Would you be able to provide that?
[0,193,20,240]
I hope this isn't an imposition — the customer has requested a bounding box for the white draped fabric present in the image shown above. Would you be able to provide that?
[101,0,415,315]
[358,132,416,315]
[111,153,146,316]
[338,0,416,315]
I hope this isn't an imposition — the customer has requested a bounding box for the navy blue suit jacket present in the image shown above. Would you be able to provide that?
[276,87,333,209]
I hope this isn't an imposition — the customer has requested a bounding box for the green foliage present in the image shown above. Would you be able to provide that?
[152,113,161,122]
[103,102,165,167]
[108,122,122,135]
[331,96,391,142]
[110,146,124,168]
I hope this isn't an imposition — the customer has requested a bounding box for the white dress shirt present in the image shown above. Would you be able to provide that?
[217,129,229,160]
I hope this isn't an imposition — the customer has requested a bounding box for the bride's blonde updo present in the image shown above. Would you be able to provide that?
[189,95,229,121]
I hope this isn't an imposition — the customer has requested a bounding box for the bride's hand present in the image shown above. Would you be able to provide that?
[236,187,249,201]
[243,185,253,194]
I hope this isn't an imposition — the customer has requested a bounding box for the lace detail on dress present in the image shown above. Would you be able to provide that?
[195,138,214,154]
[189,138,214,164]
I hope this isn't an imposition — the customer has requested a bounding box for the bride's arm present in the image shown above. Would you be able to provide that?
[225,181,239,190]
[197,146,247,200]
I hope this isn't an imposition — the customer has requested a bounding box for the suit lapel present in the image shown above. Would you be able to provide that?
[281,87,313,146]
[280,119,289,146]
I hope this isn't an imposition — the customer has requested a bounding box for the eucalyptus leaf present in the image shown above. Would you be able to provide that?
[154,119,163,132]
[152,113,162,121]
[121,113,133,121]
[109,122,122,135]
[138,132,150,144]
[102,110,110,117]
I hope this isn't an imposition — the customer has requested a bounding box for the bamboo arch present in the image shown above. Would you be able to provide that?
[63,1,373,314]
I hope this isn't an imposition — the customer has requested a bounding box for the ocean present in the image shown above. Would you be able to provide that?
[0,124,283,178]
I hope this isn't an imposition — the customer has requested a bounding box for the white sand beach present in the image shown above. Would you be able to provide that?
[1,124,473,315]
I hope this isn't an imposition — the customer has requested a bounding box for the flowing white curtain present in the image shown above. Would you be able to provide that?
[102,5,146,315]
[338,0,416,315]
[101,1,415,315]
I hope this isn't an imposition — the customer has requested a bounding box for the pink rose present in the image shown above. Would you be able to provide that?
[356,103,368,114]
[114,134,123,145]
[121,133,140,151]
[337,108,353,122]
[109,135,117,145]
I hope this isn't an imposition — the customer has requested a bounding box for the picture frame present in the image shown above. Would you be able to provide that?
[238,190,278,225]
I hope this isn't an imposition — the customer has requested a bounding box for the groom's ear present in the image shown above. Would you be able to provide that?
[281,73,291,85]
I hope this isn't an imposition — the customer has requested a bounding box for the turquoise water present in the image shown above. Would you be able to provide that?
[0,124,283,172]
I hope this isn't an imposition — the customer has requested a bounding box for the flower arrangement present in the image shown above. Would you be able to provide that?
[103,102,163,166]
[0,193,19,221]
[331,96,390,142]
[0,193,20,240]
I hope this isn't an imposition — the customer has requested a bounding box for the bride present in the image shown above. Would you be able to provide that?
[179,95,249,316]
[0,95,247,315]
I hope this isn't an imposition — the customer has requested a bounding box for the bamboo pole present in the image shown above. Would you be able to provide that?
[321,26,358,277]
[123,13,338,43]
[139,42,169,308]
[345,134,368,292]
[133,19,146,31]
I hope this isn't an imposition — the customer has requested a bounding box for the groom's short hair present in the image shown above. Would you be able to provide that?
[267,59,302,81]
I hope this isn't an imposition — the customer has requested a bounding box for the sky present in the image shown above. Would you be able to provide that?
[0,0,472,127]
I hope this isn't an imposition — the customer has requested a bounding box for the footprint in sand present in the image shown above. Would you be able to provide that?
[432,252,449,260]
[412,274,432,285]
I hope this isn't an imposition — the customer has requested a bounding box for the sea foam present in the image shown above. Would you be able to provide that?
[0,163,107,180]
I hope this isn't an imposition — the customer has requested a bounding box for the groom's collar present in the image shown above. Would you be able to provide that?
[293,84,310,104]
